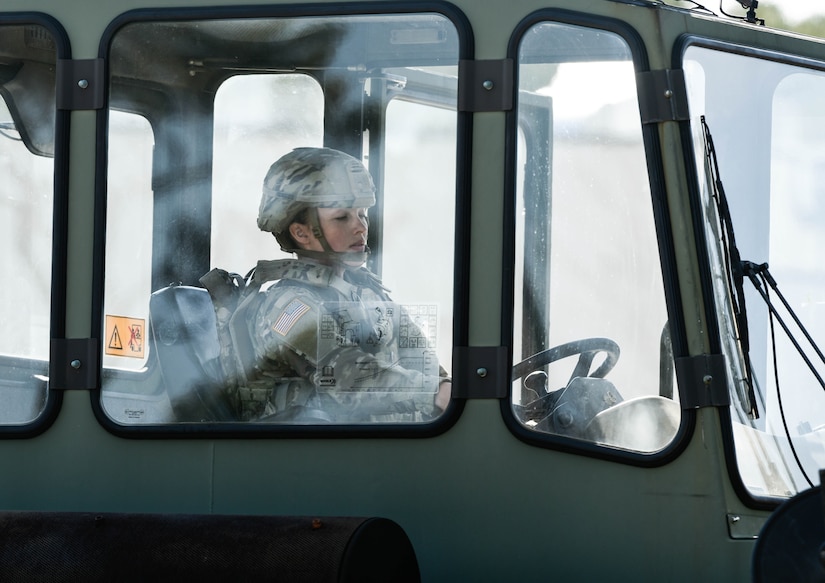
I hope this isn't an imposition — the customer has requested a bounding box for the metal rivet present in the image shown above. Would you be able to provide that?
[70,360,82,370]
[703,375,713,385]
[482,80,494,91]
[77,79,89,89]
[476,367,488,378]
[664,89,673,99]
[729,515,740,523]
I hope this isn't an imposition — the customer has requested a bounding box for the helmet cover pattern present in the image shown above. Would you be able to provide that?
[258,147,376,237]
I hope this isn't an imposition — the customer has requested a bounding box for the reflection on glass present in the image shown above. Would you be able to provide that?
[0,24,56,424]
[511,22,679,453]
[101,14,458,426]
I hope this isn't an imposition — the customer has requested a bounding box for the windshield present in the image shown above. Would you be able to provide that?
[684,44,825,498]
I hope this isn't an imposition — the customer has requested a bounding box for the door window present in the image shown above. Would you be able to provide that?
[510,20,679,453]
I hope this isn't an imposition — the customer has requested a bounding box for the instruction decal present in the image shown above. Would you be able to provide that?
[316,302,440,393]
[105,315,146,358]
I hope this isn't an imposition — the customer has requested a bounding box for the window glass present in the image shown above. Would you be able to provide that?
[0,24,57,424]
[685,46,825,498]
[511,22,679,453]
[103,111,154,372]
[100,112,160,422]
[211,74,324,270]
[383,98,455,376]
[101,14,459,428]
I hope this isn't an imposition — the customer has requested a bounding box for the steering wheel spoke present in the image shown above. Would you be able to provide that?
[511,338,620,384]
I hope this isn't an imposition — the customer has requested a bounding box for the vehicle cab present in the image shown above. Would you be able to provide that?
[1,0,824,579]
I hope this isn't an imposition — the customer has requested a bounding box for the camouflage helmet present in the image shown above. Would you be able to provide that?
[258,147,376,242]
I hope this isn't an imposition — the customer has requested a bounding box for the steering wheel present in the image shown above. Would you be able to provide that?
[511,338,620,385]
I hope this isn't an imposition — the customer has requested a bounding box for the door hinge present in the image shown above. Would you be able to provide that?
[458,59,513,112]
[453,346,508,399]
[675,353,730,409]
[57,59,104,110]
[636,69,689,124]
[50,338,100,390]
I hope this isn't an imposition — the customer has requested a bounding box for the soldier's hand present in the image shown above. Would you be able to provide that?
[434,380,451,412]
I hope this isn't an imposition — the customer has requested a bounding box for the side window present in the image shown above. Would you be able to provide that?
[509,21,679,453]
[0,23,59,425]
[211,74,324,270]
[100,12,461,430]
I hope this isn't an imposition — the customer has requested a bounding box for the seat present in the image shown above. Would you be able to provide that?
[148,284,235,421]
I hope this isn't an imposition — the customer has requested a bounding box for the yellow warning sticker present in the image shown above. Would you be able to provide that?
[105,315,146,359]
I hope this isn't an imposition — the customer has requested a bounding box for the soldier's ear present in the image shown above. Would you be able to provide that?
[289,222,310,246]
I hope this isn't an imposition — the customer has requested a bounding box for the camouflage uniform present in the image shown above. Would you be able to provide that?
[232,258,445,422]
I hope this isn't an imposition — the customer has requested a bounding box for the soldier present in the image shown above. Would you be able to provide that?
[225,147,451,422]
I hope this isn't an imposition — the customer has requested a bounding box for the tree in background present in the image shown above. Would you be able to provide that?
[672,1,825,37]
[758,3,825,36]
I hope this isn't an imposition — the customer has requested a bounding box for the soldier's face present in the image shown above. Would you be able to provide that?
[299,207,369,263]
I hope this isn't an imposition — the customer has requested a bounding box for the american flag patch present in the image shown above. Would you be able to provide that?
[272,300,311,336]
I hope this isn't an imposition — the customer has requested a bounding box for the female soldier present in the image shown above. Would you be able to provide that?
[222,147,450,422]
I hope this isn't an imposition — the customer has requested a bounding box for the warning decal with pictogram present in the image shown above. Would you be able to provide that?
[105,315,146,358]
